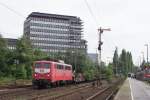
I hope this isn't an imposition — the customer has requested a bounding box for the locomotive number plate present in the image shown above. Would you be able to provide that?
[40,69,44,73]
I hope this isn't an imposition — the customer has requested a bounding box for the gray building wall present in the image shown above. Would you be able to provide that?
[4,38,17,50]
[24,12,87,54]
[88,53,98,63]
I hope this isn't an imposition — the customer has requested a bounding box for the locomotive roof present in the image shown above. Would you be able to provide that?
[34,60,72,66]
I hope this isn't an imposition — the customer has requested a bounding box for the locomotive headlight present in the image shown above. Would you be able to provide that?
[34,73,37,77]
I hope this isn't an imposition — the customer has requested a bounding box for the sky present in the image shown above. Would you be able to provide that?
[0,0,150,65]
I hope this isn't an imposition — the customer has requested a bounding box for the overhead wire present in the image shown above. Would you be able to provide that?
[0,1,25,37]
[83,0,99,27]
[0,1,25,18]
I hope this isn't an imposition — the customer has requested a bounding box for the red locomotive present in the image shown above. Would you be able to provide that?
[32,60,73,88]
[136,66,150,81]
[143,67,150,80]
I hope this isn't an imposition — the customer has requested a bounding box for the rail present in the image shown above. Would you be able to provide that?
[86,87,110,100]
[86,79,124,100]
[30,83,92,100]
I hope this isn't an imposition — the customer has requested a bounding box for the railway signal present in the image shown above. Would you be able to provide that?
[98,27,111,79]
[98,27,111,65]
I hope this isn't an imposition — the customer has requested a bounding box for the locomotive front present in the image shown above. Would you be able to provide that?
[143,67,150,81]
[32,61,51,87]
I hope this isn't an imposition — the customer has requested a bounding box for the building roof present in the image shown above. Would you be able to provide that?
[27,12,81,21]
[4,38,17,45]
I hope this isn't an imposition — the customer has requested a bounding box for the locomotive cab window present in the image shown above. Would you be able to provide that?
[145,69,150,74]
[57,64,64,70]
[35,63,41,68]
[65,66,71,70]
[44,63,51,68]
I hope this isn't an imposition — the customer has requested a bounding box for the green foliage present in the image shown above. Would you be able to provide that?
[112,49,134,76]
[82,57,98,80]
[25,63,32,79]
[15,64,27,79]
[0,33,115,81]
[65,50,86,73]
[96,63,114,82]
[0,34,49,80]
[14,35,33,79]
[0,35,10,77]
[105,63,114,81]
[113,47,119,75]
[46,50,87,73]
[0,77,15,85]
[43,50,98,80]
[33,49,48,61]
[15,36,33,63]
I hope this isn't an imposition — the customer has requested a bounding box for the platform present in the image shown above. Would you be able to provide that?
[114,78,150,100]
[114,78,132,100]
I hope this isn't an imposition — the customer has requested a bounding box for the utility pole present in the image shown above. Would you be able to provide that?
[74,49,77,73]
[141,51,145,62]
[98,27,111,78]
[139,56,142,67]
[95,48,99,65]
[145,44,149,64]
[98,28,103,66]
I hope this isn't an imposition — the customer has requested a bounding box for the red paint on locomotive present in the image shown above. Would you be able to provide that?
[32,60,73,87]
[143,67,150,79]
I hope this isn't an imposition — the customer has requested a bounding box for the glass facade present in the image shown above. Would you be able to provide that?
[4,38,17,50]
[24,12,87,53]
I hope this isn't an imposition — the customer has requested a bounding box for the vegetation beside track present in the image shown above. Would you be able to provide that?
[0,35,100,82]
[0,77,31,88]
[0,34,133,87]
[0,35,114,85]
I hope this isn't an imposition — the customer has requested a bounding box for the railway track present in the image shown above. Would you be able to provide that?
[0,79,124,100]
[86,86,117,100]
[0,81,95,100]
[86,79,124,100]
[0,85,32,90]
[31,84,92,100]
[30,81,109,100]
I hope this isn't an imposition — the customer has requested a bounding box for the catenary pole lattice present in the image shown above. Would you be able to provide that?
[145,44,149,64]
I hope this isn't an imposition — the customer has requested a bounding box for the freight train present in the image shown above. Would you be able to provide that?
[32,60,85,88]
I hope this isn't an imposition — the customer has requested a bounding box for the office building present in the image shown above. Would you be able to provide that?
[24,12,87,54]
[5,38,17,50]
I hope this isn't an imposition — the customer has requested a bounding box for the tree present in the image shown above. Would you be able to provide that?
[119,49,127,75]
[63,50,86,73]
[5,50,17,77]
[126,52,133,73]
[15,35,33,79]
[118,49,134,76]
[46,49,98,80]
[105,63,114,82]
[33,49,48,60]
[113,47,119,75]
[82,57,98,80]
[0,34,10,77]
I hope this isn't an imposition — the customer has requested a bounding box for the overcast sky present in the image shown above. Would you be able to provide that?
[0,0,150,65]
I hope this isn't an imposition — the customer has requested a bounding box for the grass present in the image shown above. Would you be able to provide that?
[0,77,15,85]
[0,77,32,86]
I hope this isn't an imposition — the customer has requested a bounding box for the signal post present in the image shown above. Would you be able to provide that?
[97,27,111,84]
